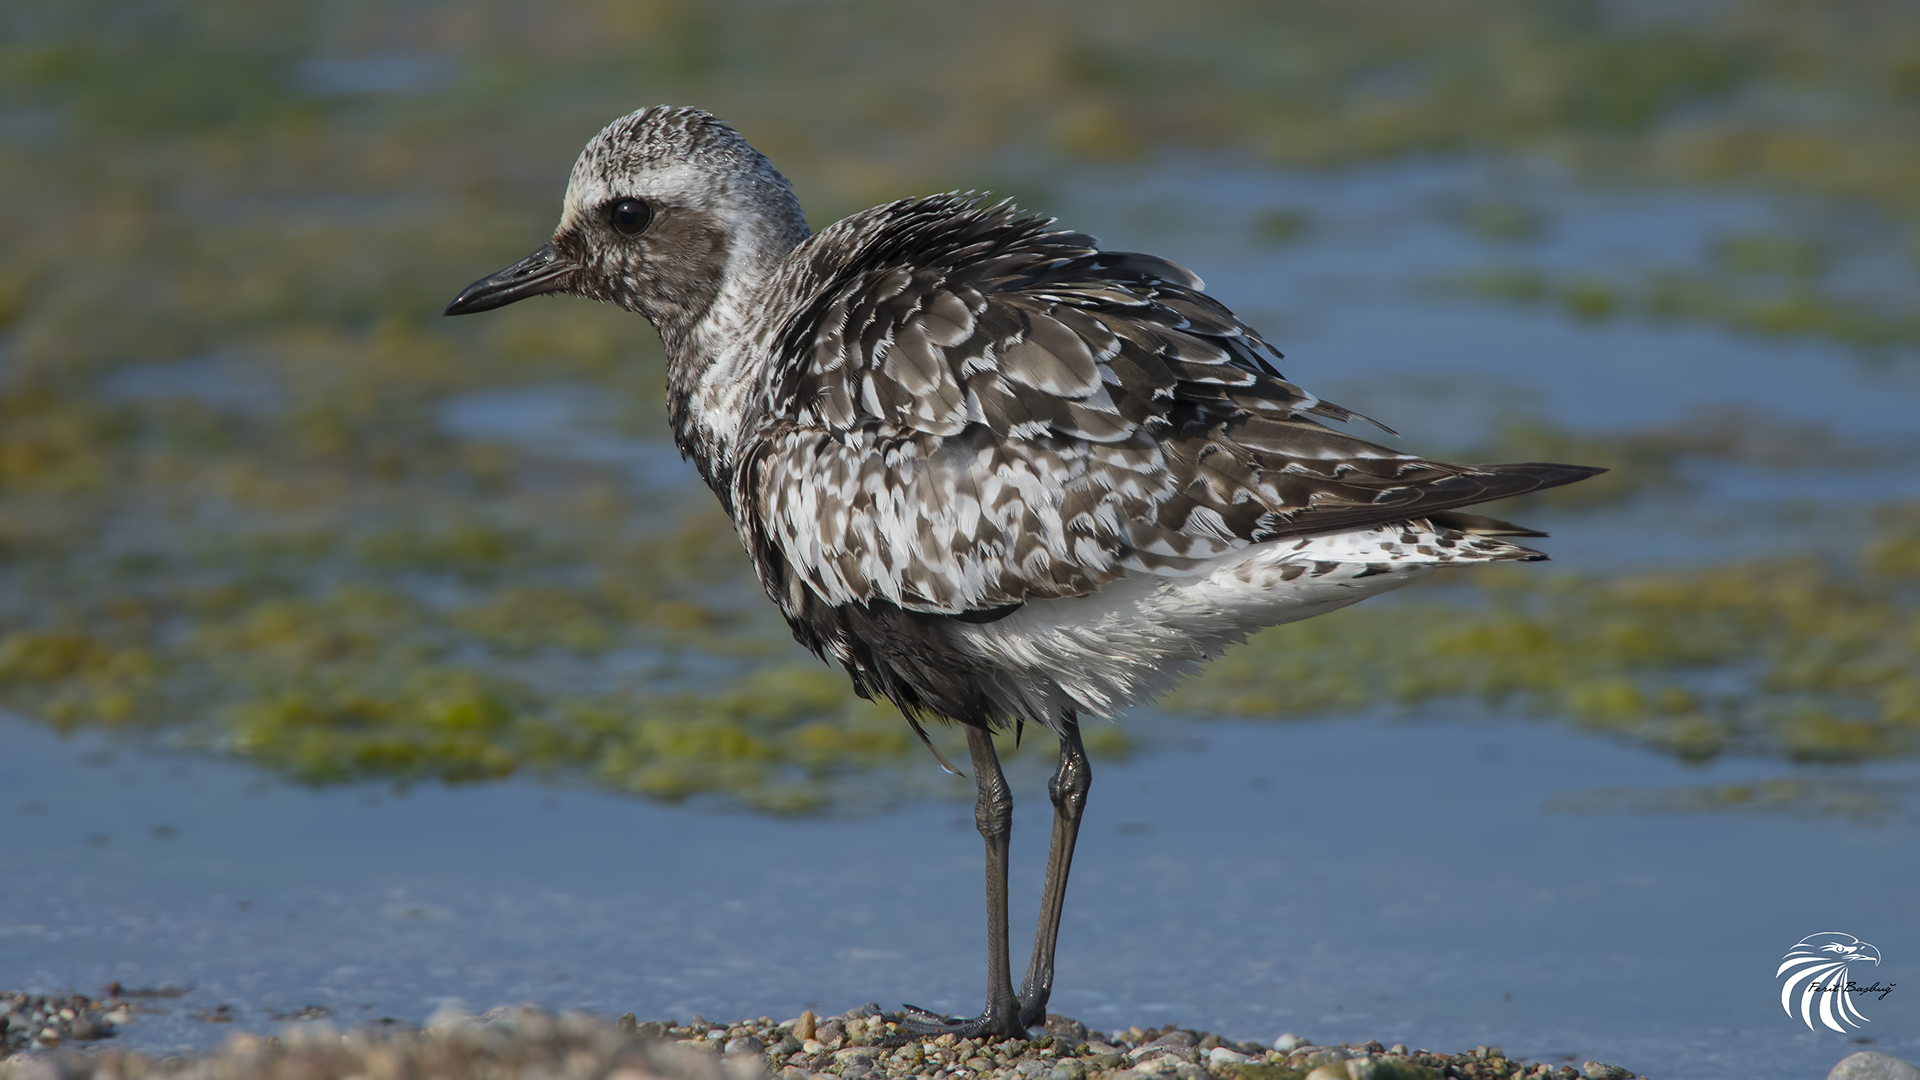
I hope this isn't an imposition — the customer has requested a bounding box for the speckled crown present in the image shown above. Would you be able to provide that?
[568,106,768,193]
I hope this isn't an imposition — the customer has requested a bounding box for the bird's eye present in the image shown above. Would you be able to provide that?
[608,198,652,235]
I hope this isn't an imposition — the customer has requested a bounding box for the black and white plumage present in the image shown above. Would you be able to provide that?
[447,106,1602,1039]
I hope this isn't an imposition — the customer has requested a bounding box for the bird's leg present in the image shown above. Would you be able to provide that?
[967,724,1024,1035]
[891,725,1026,1042]
[1016,711,1090,1029]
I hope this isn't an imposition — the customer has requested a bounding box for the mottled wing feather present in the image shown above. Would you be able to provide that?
[750,196,1594,615]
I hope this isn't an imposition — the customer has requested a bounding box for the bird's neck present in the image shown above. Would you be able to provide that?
[661,201,811,500]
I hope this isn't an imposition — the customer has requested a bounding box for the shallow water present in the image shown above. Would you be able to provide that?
[5,707,1915,1079]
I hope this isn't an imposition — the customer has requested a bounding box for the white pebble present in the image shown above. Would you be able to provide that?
[1828,1053,1920,1080]
[1273,1033,1307,1052]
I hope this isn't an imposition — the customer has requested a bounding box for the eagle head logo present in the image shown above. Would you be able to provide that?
[1778,932,1884,1032]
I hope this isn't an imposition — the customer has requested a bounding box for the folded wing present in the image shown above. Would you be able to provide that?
[744,196,1600,616]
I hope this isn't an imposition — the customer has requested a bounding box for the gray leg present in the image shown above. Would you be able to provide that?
[895,725,1025,1040]
[968,725,1023,1034]
[1017,712,1090,1028]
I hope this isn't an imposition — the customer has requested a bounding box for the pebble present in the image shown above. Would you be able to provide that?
[1828,1053,1920,1080]
[0,994,1661,1080]
[1,992,121,1055]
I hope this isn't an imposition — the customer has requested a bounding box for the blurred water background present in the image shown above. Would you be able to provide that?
[4,3,1920,1077]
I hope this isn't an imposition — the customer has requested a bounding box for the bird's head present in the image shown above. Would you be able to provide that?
[444,106,808,338]
[1798,933,1883,966]
[1822,941,1885,965]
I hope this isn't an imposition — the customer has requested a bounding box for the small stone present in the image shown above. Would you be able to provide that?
[726,1037,765,1055]
[1303,1068,1344,1080]
[803,1040,826,1055]
[1828,1053,1920,1080]
[1207,1047,1252,1067]
[771,1036,803,1056]
[1274,1034,1307,1053]
[1581,1065,1634,1080]
[1388,1045,1408,1057]
[1045,1016,1088,1044]
[1148,1032,1197,1049]
[618,1013,638,1034]
[795,1011,817,1042]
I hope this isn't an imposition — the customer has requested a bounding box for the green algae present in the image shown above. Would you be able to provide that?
[5,502,1919,807]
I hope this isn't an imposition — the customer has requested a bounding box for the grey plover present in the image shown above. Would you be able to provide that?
[446,106,1601,1040]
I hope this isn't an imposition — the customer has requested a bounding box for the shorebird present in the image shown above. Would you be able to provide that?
[445,106,1601,1040]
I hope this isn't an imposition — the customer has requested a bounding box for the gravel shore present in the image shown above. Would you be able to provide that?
[2,995,1652,1080]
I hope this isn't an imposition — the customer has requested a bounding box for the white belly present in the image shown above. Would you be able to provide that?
[946,520,1535,726]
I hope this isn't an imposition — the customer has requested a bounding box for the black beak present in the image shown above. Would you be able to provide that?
[443,242,579,315]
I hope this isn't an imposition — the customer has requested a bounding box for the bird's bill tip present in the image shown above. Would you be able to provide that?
[443,242,577,316]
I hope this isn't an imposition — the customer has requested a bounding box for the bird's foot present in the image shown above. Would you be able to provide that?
[876,1002,1031,1046]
